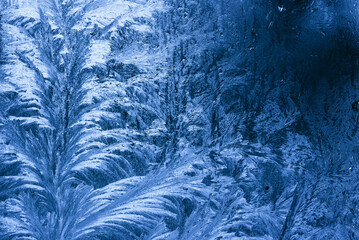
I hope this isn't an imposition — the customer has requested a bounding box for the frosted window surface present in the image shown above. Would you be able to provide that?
[0,0,358,239]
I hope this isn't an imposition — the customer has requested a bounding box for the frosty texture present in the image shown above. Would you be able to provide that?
[0,0,358,239]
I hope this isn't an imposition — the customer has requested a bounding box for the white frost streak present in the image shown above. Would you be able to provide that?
[74,0,165,30]
[85,40,111,68]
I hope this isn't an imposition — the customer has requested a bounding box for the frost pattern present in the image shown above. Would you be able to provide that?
[1,0,359,239]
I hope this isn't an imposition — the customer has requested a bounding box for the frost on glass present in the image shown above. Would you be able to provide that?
[0,0,358,239]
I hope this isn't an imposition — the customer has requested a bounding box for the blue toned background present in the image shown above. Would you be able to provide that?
[0,0,358,239]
